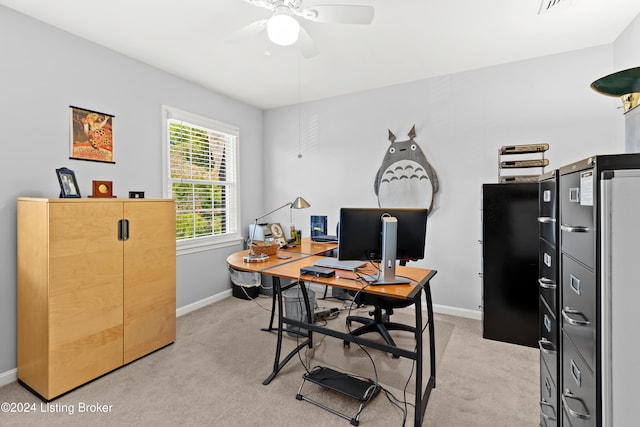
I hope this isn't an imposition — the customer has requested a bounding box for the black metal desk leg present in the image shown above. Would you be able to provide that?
[426,283,436,388]
[298,281,313,349]
[261,275,277,332]
[263,277,285,385]
[414,290,423,427]
[263,278,312,386]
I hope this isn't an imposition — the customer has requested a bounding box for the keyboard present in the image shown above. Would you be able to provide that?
[311,234,338,243]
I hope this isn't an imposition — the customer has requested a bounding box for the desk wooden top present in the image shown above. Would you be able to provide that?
[266,255,435,300]
[226,237,337,274]
[280,237,338,255]
[227,250,309,273]
[227,245,436,301]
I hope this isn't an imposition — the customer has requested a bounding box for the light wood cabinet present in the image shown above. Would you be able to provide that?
[17,198,176,400]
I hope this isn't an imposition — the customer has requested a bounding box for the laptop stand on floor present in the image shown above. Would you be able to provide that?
[295,366,381,426]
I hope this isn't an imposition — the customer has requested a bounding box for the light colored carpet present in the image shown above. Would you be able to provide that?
[0,293,539,426]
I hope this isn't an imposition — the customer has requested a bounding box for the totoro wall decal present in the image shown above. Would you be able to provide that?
[374,125,439,213]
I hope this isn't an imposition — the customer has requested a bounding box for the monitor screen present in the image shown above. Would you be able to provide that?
[337,208,428,262]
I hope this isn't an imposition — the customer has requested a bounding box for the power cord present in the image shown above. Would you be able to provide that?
[284,273,418,426]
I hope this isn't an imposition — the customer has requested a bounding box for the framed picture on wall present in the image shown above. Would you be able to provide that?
[69,106,115,163]
[56,167,81,198]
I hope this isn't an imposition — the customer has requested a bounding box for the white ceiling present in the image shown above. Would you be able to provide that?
[2,0,640,109]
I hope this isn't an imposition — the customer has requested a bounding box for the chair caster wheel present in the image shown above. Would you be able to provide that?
[343,341,350,347]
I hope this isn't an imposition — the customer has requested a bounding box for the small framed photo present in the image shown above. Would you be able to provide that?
[56,167,81,198]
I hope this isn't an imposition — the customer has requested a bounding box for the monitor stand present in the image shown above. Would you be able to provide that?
[372,216,411,285]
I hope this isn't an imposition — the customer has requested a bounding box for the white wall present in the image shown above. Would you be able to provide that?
[0,6,263,374]
[262,45,625,314]
[2,3,639,379]
[614,13,640,72]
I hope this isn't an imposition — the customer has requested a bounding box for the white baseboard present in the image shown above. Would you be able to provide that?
[0,368,17,387]
[0,290,480,387]
[433,303,482,320]
[176,289,232,317]
[309,283,482,320]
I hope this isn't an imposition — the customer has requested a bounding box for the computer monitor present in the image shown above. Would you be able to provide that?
[337,208,428,284]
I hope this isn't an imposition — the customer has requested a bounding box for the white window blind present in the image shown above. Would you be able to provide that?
[163,106,240,253]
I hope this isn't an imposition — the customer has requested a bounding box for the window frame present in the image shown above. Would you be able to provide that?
[162,105,242,255]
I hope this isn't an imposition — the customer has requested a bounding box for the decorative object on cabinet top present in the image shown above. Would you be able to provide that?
[90,180,115,198]
[498,143,549,184]
[55,167,81,198]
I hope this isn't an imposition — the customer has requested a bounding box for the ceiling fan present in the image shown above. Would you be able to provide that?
[227,0,375,58]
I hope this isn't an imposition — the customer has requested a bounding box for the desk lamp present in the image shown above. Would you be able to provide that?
[244,196,310,262]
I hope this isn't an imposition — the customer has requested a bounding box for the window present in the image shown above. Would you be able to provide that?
[163,106,241,254]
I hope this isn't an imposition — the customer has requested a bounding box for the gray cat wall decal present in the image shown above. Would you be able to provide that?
[374,125,439,212]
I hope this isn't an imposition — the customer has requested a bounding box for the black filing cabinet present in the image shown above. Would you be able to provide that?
[538,170,559,426]
[482,183,539,348]
[559,163,597,426]
[554,153,640,426]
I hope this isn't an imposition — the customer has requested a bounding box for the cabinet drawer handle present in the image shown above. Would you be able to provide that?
[537,216,556,224]
[538,339,556,355]
[562,392,591,420]
[540,401,557,421]
[538,277,556,289]
[562,307,590,326]
[560,224,590,233]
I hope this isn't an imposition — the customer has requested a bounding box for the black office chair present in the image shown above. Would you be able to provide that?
[344,292,415,358]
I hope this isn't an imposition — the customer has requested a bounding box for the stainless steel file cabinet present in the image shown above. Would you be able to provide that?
[550,154,640,426]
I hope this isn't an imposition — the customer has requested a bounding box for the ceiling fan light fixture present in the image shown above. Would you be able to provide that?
[267,13,300,46]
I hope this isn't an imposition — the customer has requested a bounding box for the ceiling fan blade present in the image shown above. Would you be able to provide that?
[226,19,268,43]
[300,5,374,25]
[298,26,319,58]
[241,0,273,11]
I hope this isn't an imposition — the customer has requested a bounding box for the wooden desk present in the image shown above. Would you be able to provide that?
[226,242,437,427]
[280,237,338,255]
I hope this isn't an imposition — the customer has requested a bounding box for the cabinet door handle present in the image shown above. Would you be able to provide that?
[118,219,130,241]
[562,392,591,420]
[560,224,590,233]
[562,307,590,326]
[537,216,556,224]
[538,277,556,289]
[122,219,129,241]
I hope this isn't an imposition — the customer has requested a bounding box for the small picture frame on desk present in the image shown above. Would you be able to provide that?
[56,167,81,198]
